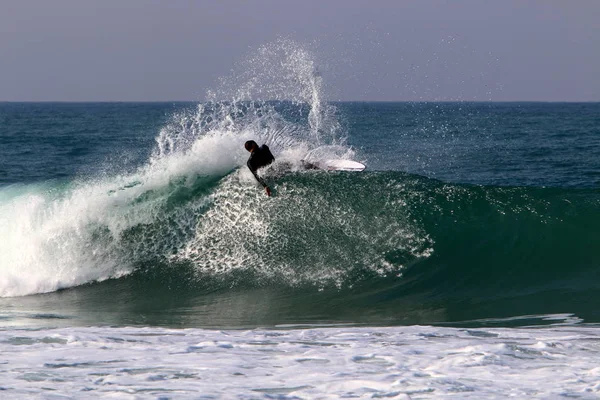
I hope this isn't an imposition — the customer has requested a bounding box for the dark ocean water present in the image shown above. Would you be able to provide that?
[1,101,599,329]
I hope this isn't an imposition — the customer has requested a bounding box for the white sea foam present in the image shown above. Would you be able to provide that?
[0,130,248,298]
[1,324,599,398]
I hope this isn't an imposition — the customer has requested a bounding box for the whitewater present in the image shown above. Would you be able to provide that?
[2,324,600,399]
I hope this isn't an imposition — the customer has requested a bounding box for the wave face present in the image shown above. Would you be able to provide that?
[2,166,598,324]
[1,40,599,327]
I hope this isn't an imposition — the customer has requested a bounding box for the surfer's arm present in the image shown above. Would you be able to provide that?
[247,161,271,196]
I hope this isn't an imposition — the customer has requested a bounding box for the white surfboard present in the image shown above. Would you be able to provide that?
[316,159,366,172]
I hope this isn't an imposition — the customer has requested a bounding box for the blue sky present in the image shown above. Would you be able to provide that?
[1,0,598,101]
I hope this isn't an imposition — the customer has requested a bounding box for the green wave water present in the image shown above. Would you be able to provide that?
[129,170,600,298]
[2,167,598,328]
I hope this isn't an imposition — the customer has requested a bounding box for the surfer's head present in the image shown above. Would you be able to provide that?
[244,140,258,152]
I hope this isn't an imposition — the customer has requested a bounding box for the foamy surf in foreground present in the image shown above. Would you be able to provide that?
[1,323,599,399]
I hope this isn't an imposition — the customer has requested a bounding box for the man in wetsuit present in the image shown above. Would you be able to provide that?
[245,140,275,196]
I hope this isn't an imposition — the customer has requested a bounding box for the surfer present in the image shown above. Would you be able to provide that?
[245,140,275,196]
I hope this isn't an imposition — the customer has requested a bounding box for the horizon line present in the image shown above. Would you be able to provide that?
[1,100,599,104]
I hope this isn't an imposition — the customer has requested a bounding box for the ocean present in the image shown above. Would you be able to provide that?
[1,44,600,398]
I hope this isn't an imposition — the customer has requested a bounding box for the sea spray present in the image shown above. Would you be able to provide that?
[159,40,432,287]
[0,40,397,297]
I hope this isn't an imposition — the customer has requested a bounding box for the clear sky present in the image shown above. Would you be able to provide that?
[1,0,598,102]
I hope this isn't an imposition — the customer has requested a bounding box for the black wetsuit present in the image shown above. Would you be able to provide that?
[247,144,275,188]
